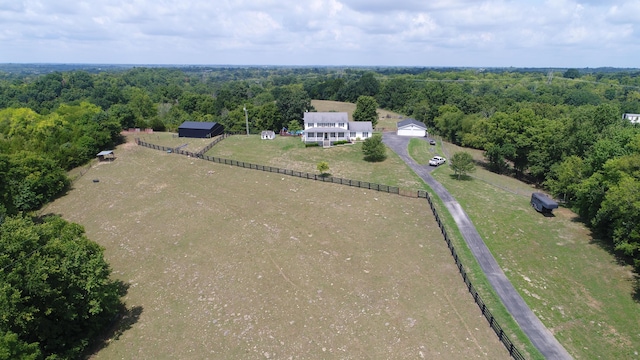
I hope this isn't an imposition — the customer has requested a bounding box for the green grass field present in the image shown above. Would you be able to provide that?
[44,137,510,359]
[205,135,428,191]
[421,141,640,359]
[408,138,439,165]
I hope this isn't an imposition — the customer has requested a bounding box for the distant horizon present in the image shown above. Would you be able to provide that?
[1,1,638,69]
[1,63,639,71]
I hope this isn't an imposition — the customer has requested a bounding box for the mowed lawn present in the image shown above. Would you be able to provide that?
[427,141,640,359]
[44,139,510,359]
[205,135,428,191]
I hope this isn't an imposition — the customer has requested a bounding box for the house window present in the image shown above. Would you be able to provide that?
[308,132,315,138]
[338,123,345,128]
[350,132,356,138]
[362,132,369,138]
[338,132,345,138]
[330,132,336,138]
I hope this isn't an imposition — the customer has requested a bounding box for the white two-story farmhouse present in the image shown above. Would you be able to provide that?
[302,112,373,146]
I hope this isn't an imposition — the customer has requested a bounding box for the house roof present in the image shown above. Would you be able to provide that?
[303,112,349,123]
[178,121,218,130]
[348,121,373,132]
[397,118,427,129]
[96,150,113,156]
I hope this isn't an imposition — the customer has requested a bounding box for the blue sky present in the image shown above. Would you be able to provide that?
[0,0,638,67]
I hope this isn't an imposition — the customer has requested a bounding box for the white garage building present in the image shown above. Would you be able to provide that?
[397,118,428,137]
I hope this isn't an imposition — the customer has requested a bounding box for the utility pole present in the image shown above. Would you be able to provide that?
[243,105,249,136]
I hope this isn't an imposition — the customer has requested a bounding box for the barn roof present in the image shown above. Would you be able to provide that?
[178,121,218,130]
[397,118,427,129]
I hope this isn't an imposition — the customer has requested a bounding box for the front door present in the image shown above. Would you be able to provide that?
[324,133,328,140]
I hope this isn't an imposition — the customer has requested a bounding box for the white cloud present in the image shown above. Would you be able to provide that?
[0,0,637,66]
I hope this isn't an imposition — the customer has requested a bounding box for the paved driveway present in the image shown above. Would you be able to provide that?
[383,133,572,360]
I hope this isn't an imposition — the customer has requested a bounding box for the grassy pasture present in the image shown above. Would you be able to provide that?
[133,132,215,154]
[203,135,536,357]
[45,138,510,359]
[311,99,403,131]
[421,141,640,359]
[205,135,428,191]
[408,138,440,165]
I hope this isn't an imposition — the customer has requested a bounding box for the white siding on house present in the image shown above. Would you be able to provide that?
[302,112,373,143]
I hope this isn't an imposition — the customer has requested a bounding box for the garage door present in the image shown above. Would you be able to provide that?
[397,127,426,137]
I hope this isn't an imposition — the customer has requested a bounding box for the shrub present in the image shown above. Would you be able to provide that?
[362,134,386,162]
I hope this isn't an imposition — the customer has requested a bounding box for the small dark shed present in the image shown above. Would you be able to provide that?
[531,193,558,213]
[178,121,224,138]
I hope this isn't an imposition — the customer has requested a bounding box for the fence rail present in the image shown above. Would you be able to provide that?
[135,136,526,360]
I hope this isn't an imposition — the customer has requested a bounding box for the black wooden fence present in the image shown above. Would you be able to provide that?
[136,136,526,359]
[135,138,402,195]
[196,134,230,156]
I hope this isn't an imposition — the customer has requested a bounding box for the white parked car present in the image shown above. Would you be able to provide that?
[429,156,446,166]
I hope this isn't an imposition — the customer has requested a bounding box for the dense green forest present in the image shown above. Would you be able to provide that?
[1,65,640,358]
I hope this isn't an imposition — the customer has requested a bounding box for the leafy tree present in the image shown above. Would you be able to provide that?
[336,72,380,102]
[286,119,302,133]
[317,161,329,176]
[377,77,413,111]
[450,151,476,179]
[563,68,581,79]
[149,117,166,132]
[273,85,313,128]
[254,102,282,131]
[362,134,386,162]
[126,87,157,125]
[108,103,137,129]
[352,95,379,127]
[0,331,41,360]
[593,174,640,266]
[546,155,586,202]
[0,215,123,359]
[3,152,69,214]
[434,105,464,143]
[484,143,513,174]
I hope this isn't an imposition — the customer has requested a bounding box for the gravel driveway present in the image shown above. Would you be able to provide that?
[383,133,572,360]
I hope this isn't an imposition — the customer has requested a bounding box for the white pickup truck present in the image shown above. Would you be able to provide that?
[429,156,446,166]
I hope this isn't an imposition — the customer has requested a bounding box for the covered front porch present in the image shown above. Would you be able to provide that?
[303,128,349,146]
